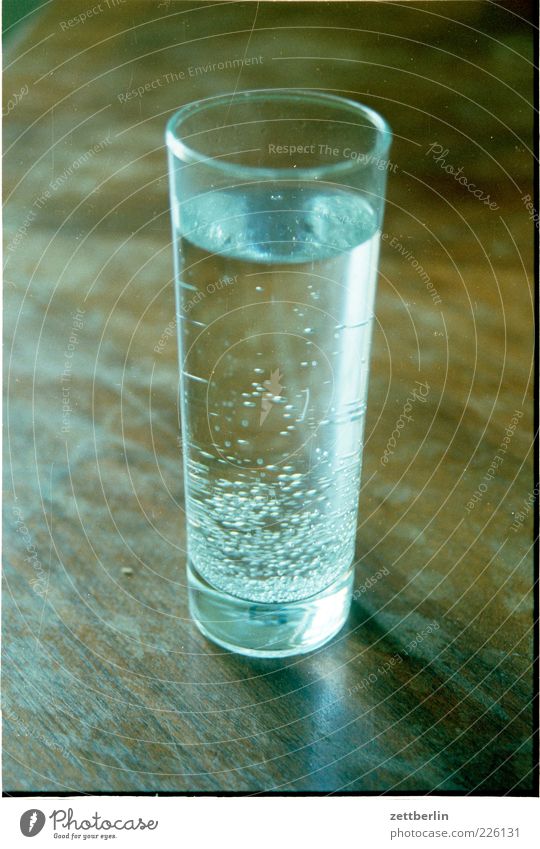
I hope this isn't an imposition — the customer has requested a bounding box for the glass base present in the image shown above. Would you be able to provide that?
[187,562,353,658]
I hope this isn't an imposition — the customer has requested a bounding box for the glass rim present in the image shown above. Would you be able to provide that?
[165,88,392,180]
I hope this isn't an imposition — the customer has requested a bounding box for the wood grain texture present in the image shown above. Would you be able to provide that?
[3,1,536,793]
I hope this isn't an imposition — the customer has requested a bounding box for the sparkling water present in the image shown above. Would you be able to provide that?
[174,185,380,603]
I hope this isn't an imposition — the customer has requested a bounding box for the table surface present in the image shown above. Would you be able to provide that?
[3,1,536,793]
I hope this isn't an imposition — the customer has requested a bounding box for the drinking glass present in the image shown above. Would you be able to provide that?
[166,89,392,656]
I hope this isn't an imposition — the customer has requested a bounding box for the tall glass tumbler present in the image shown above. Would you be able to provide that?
[166,90,392,657]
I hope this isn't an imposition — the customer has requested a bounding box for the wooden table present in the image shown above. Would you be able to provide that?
[3,1,536,793]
